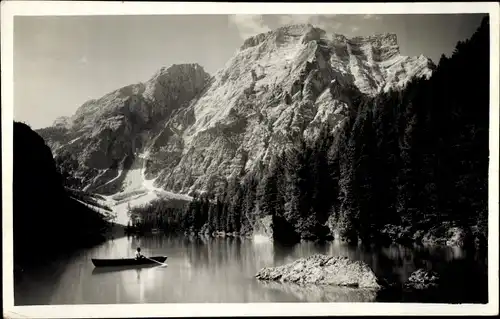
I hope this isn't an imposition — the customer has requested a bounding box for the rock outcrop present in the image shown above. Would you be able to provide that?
[379,222,479,248]
[422,225,473,247]
[403,268,440,290]
[255,254,381,289]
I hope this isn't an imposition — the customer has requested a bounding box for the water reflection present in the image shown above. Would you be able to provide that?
[15,235,487,305]
[91,264,163,275]
[258,281,378,302]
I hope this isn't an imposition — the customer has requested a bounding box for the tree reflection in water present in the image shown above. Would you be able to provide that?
[15,234,487,304]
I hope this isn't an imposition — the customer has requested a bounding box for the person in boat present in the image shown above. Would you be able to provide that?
[135,247,144,260]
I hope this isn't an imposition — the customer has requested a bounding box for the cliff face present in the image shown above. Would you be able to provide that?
[37,24,434,219]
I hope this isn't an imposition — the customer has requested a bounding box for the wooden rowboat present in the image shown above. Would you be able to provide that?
[91,256,167,267]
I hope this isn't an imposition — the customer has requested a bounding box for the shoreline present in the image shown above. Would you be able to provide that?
[123,228,489,251]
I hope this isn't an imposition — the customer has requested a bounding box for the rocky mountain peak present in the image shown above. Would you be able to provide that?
[239,23,326,51]
[143,63,211,111]
[152,63,209,79]
[52,116,71,128]
[349,32,398,45]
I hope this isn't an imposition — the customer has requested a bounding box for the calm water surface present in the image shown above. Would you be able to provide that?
[15,234,487,304]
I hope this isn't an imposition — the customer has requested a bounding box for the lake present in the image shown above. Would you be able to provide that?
[14,234,488,305]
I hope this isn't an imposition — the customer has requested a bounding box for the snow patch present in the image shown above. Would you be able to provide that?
[68,137,82,145]
[99,169,124,188]
[97,150,192,226]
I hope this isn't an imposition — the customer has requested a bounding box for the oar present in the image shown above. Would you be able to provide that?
[144,256,168,267]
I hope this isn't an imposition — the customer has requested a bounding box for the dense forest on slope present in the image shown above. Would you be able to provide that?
[128,17,489,248]
[13,122,114,272]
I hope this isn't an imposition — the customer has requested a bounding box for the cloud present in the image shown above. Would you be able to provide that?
[78,55,88,65]
[351,26,360,32]
[363,14,382,20]
[277,15,342,32]
[229,14,346,40]
[278,14,320,26]
[228,15,271,40]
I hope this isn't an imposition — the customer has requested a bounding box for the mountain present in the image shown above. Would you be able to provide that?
[37,24,435,222]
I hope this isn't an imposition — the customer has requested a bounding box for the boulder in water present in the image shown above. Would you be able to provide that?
[255,254,382,289]
[445,227,472,247]
[404,268,440,290]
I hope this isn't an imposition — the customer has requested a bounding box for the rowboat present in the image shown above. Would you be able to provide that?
[91,256,167,267]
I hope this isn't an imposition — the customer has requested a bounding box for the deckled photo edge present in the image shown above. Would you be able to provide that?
[2,1,499,318]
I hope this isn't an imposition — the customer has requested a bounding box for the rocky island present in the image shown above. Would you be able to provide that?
[255,254,382,289]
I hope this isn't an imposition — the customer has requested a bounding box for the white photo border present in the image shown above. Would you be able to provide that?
[2,1,499,317]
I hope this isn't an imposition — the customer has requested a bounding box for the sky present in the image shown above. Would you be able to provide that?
[13,13,487,129]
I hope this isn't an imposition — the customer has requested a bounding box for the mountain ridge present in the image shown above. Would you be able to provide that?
[37,24,435,223]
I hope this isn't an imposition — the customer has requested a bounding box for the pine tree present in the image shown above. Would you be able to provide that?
[214,196,223,231]
[257,155,281,218]
[283,142,310,229]
[353,105,377,241]
[397,101,420,228]
[327,131,341,223]
[240,172,258,234]
[337,115,358,242]
[310,124,334,224]
[207,203,216,233]
[372,93,401,227]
